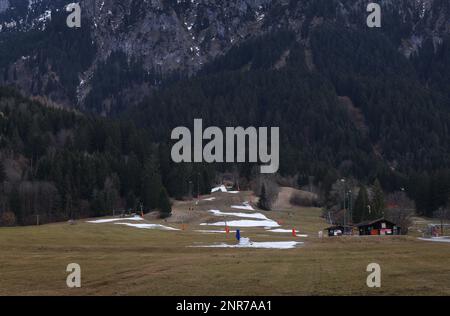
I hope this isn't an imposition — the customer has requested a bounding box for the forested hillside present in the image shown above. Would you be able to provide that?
[128,24,449,217]
[1,0,450,225]
[0,88,213,225]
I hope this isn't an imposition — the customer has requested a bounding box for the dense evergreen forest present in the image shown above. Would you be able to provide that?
[126,27,450,217]
[1,3,450,225]
[0,87,215,226]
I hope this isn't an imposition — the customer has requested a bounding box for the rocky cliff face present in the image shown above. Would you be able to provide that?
[0,0,449,111]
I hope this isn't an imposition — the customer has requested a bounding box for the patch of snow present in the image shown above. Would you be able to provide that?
[211,185,227,193]
[87,216,143,224]
[195,230,238,234]
[268,229,308,236]
[193,241,302,249]
[227,191,240,194]
[231,202,254,211]
[208,209,268,220]
[201,219,280,228]
[202,197,216,201]
[418,237,450,243]
[115,223,179,231]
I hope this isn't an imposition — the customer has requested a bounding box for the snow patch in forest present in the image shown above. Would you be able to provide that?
[211,185,227,193]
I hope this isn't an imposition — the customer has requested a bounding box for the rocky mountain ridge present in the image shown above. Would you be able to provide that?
[0,0,449,111]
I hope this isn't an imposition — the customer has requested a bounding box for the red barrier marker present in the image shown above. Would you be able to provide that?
[292,229,297,237]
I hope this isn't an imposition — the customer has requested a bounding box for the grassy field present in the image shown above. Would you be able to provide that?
[1,190,449,296]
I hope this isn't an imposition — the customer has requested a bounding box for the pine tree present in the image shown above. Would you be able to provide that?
[258,184,270,211]
[0,161,5,183]
[371,179,385,219]
[141,159,163,210]
[158,187,172,219]
[353,185,369,223]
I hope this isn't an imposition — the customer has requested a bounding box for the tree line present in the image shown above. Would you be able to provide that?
[0,87,215,226]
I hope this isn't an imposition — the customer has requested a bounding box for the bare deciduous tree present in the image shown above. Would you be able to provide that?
[384,190,415,235]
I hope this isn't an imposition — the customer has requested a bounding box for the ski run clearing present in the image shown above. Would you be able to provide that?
[86,194,307,249]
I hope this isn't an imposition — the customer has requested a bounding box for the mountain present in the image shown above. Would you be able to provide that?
[0,0,449,112]
[1,1,450,225]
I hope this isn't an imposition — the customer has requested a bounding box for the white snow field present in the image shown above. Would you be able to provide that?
[231,202,255,211]
[201,219,280,228]
[418,237,450,243]
[211,185,227,193]
[114,223,179,231]
[208,209,269,220]
[202,197,216,201]
[193,241,302,249]
[87,216,143,224]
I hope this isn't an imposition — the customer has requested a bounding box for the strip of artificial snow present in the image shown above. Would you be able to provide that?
[211,185,227,193]
[195,230,238,234]
[115,223,179,231]
[193,241,302,249]
[231,203,255,211]
[202,197,216,201]
[418,237,450,243]
[268,229,309,237]
[208,209,269,220]
[87,216,143,224]
[201,219,280,228]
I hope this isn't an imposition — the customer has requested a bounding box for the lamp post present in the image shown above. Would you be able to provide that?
[348,189,353,225]
[341,179,346,226]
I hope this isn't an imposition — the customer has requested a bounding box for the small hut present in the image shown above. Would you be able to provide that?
[356,218,400,236]
[326,225,353,237]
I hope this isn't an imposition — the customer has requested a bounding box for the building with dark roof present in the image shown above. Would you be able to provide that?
[356,218,401,236]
